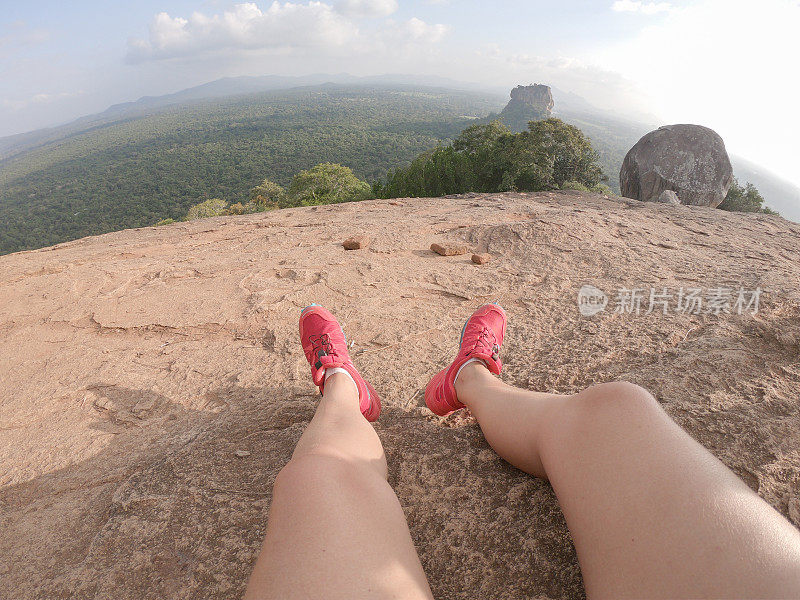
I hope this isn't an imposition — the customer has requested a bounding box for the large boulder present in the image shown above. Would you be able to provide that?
[620,124,733,207]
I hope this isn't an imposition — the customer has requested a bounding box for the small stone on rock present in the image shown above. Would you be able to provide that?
[431,242,468,256]
[343,236,370,250]
[234,450,251,458]
[472,253,492,265]
[655,190,681,205]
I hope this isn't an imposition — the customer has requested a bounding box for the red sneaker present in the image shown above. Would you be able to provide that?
[299,304,381,421]
[425,303,506,416]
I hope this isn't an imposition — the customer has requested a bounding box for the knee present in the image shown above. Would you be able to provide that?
[566,381,660,429]
[273,452,386,498]
[275,452,353,490]
[577,380,656,408]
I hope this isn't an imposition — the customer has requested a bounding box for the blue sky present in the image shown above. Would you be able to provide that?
[1,0,798,185]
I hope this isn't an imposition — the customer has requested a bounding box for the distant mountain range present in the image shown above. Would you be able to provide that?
[0,73,797,255]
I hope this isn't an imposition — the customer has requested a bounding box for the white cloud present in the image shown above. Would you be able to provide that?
[336,0,398,17]
[400,17,449,42]
[611,0,672,14]
[120,2,452,100]
[127,2,359,63]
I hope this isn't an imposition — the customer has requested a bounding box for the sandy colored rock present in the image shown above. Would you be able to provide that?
[343,235,370,250]
[472,253,492,264]
[1,191,799,600]
[431,242,468,256]
[656,190,681,205]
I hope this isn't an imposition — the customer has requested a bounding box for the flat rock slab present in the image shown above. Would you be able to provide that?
[1,191,799,600]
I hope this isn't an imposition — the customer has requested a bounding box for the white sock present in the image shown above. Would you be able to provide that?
[454,358,488,384]
[324,367,357,389]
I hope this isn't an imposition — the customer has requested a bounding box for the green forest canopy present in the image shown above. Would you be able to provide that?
[0,85,499,254]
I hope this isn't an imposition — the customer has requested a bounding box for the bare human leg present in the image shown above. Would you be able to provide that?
[244,373,433,600]
[456,361,800,599]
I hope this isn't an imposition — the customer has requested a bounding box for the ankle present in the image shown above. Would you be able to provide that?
[324,370,359,399]
[454,360,494,399]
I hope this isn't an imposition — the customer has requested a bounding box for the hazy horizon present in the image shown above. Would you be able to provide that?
[2,1,798,187]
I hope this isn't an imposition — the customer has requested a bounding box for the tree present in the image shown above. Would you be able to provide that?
[719,179,776,214]
[524,119,604,189]
[482,125,553,191]
[283,163,372,207]
[186,198,228,220]
[452,121,513,191]
[452,120,511,156]
[375,117,605,198]
[377,147,477,198]
[249,179,284,211]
